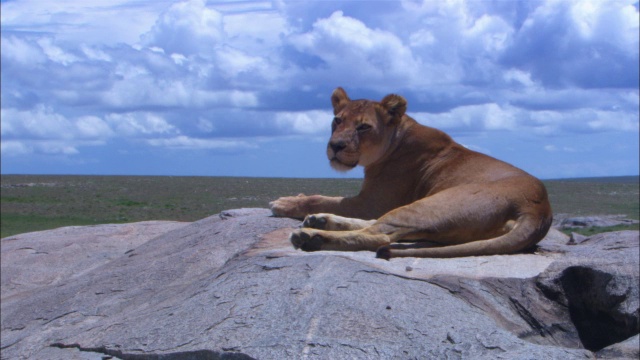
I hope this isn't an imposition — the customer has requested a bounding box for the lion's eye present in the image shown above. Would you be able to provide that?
[333,117,342,125]
[357,124,372,132]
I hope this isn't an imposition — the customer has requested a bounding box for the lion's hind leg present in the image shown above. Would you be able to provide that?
[369,183,541,259]
[303,213,376,231]
[375,213,549,259]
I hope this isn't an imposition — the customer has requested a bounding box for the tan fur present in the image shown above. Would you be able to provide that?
[269,87,552,259]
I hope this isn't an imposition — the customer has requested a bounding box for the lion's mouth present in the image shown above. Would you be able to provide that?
[327,146,359,171]
[329,157,358,171]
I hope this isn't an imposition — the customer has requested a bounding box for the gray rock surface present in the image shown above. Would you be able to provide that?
[1,208,638,359]
[1,220,189,301]
[558,215,639,229]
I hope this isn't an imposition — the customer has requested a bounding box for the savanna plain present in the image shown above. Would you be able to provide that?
[1,175,638,239]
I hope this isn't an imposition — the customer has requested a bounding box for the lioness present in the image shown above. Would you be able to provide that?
[270,87,552,259]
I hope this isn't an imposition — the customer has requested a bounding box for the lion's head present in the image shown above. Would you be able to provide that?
[327,87,408,171]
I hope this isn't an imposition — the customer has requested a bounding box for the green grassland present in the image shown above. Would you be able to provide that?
[1,175,638,238]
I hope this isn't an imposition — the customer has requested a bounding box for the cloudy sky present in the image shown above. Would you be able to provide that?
[1,0,638,179]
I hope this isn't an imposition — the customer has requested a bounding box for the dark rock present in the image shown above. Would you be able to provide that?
[1,209,638,359]
[536,231,639,352]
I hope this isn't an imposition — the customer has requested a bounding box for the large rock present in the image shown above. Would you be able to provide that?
[1,209,638,359]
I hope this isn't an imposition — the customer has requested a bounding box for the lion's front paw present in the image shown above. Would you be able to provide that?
[290,229,324,252]
[269,199,286,216]
[269,194,307,219]
[303,214,329,229]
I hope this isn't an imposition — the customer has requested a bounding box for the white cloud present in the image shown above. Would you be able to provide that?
[1,105,77,139]
[544,145,577,153]
[502,69,537,88]
[0,0,171,45]
[223,11,288,52]
[37,38,80,65]
[170,53,187,65]
[531,107,640,136]
[409,29,436,47]
[0,35,47,65]
[0,139,112,157]
[503,0,639,88]
[0,106,114,156]
[197,118,215,133]
[215,46,269,79]
[102,74,259,109]
[587,111,640,132]
[141,0,224,56]
[1,141,32,156]
[76,116,115,138]
[37,141,81,155]
[570,0,639,53]
[275,110,333,135]
[399,0,502,84]
[290,11,421,87]
[463,14,513,54]
[1,0,637,178]
[81,45,113,62]
[483,104,517,130]
[415,99,640,139]
[146,135,256,150]
[105,113,177,136]
[415,103,519,132]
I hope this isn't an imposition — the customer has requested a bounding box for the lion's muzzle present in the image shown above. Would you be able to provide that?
[329,140,347,154]
[327,141,358,171]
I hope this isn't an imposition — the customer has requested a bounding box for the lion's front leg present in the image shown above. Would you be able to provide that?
[290,228,390,252]
[269,195,343,219]
[303,213,376,231]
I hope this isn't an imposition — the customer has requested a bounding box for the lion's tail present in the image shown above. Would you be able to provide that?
[377,213,553,259]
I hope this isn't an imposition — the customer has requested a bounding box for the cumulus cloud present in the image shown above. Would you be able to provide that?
[1,105,109,140]
[0,0,170,45]
[1,141,33,156]
[501,0,639,88]
[1,35,48,65]
[104,113,177,136]
[146,136,257,150]
[275,110,333,135]
[0,139,106,157]
[290,11,422,88]
[141,0,224,56]
[544,145,577,153]
[1,0,638,177]
[414,103,519,133]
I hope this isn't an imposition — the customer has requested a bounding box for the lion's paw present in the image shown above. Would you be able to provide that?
[304,213,374,231]
[269,194,307,218]
[303,214,329,229]
[375,245,392,260]
[268,198,289,217]
[290,229,324,252]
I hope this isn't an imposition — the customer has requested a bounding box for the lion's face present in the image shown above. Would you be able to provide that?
[327,100,386,171]
[327,88,407,171]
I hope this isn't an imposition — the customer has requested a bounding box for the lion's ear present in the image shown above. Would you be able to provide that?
[331,87,350,115]
[380,94,407,123]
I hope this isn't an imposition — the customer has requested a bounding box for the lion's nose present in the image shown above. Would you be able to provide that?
[329,141,347,154]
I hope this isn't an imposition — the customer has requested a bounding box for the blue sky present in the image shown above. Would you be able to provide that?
[1,0,638,179]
